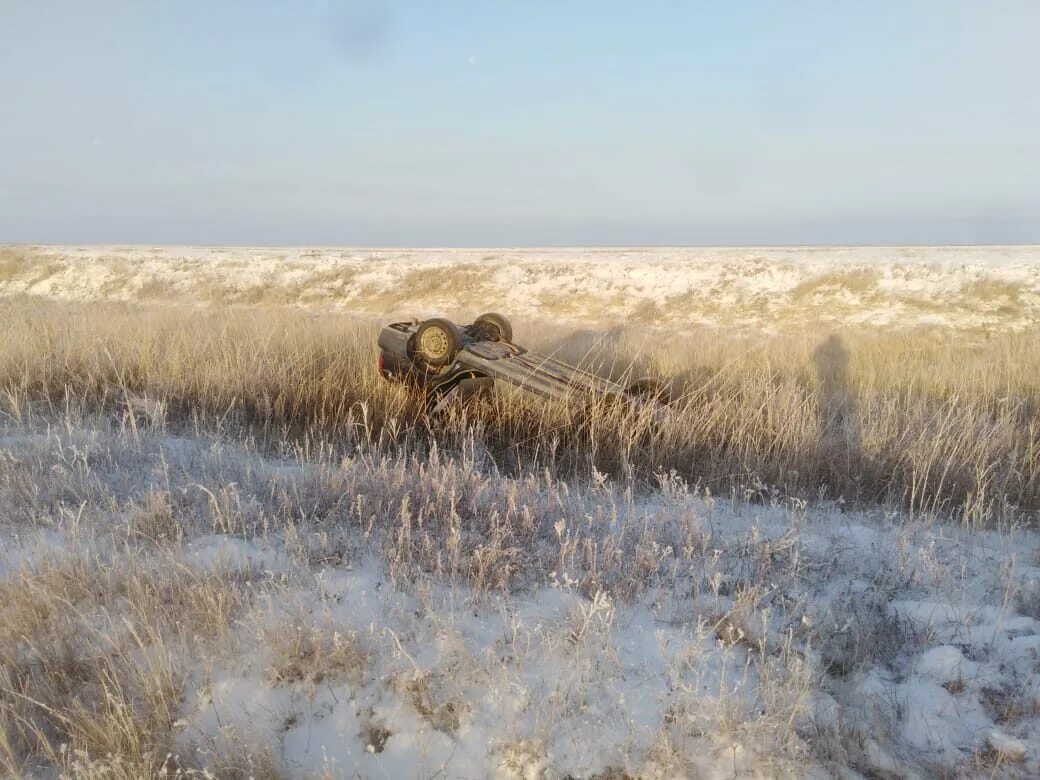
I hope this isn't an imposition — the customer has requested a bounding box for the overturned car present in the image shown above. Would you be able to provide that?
[377,313,669,415]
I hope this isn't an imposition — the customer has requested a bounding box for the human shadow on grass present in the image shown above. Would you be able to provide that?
[813,334,867,506]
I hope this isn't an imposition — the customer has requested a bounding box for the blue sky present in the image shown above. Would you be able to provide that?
[2,1,1038,245]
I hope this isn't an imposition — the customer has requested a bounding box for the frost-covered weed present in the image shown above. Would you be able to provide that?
[0,417,1037,777]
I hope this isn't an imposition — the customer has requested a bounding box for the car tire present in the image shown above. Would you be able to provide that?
[413,318,460,367]
[473,312,513,343]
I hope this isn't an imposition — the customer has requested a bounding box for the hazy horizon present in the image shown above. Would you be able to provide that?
[8,241,1040,250]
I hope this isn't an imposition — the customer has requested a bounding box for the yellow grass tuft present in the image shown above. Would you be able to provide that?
[789,269,881,301]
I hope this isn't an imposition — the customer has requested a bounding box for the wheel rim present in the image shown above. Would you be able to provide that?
[420,327,450,359]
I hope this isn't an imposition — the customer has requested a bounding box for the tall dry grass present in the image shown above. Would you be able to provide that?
[0,309,1035,777]
[0,299,1037,526]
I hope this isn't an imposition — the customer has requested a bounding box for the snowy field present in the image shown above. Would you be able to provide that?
[0,418,1035,777]
[2,418,1038,778]
[3,244,1040,331]
[0,246,1039,778]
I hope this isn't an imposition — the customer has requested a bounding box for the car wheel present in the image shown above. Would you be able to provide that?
[413,318,460,367]
[473,312,513,342]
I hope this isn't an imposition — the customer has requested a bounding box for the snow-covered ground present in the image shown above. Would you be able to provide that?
[3,245,1040,331]
[2,419,1038,777]
[2,244,1039,776]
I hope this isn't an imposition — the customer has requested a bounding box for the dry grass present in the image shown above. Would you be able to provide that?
[0,379,1035,775]
[789,269,881,301]
[961,278,1025,303]
[0,247,33,282]
[264,618,367,688]
[387,265,492,306]
[0,299,1036,526]
[0,276,1036,775]
[0,546,252,777]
